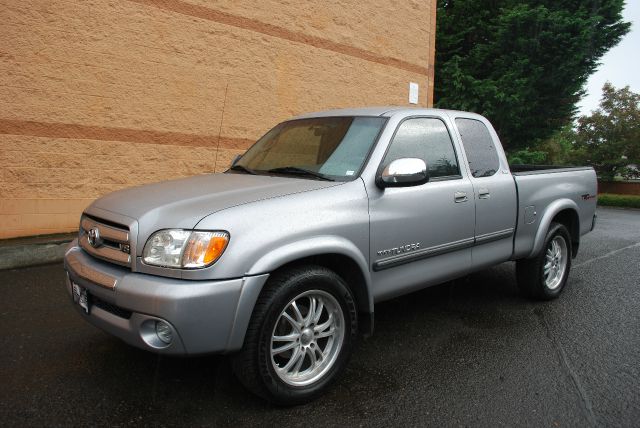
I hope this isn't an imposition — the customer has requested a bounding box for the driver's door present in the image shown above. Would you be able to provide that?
[367,116,475,301]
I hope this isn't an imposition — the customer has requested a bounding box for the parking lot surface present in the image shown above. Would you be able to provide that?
[1,207,639,427]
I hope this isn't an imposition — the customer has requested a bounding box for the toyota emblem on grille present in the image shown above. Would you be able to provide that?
[87,227,101,248]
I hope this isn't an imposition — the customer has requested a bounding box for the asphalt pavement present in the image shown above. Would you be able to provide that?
[1,207,639,427]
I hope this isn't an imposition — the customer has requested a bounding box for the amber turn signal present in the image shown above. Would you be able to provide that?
[182,231,230,268]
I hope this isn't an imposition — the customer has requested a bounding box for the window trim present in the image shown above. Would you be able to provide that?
[454,117,500,179]
[376,115,463,184]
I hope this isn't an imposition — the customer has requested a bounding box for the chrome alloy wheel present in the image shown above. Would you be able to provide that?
[544,235,568,290]
[270,290,345,387]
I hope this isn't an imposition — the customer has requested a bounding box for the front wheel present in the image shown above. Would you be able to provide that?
[517,222,572,300]
[232,265,357,405]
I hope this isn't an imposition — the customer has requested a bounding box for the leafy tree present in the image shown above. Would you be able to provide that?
[574,83,640,179]
[435,0,630,150]
[536,124,580,165]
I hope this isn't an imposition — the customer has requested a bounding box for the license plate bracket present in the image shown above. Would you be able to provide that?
[72,282,91,314]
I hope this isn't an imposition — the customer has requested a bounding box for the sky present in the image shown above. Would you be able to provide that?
[577,1,640,116]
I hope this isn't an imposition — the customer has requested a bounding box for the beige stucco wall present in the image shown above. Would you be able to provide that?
[0,0,436,239]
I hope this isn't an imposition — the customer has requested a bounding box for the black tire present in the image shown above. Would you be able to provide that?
[232,265,358,405]
[517,222,572,300]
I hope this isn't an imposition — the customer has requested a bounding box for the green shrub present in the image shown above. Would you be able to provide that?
[597,193,640,209]
[507,149,547,165]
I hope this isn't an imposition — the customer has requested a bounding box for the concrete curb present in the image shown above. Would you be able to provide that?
[0,233,76,270]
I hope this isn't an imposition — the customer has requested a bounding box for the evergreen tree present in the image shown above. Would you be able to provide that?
[435,0,630,150]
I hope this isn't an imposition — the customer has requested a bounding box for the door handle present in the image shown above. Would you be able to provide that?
[454,191,468,203]
[478,188,490,199]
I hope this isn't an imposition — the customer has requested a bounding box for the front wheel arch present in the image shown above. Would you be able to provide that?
[246,238,374,323]
[232,264,358,405]
[227,251,374,352]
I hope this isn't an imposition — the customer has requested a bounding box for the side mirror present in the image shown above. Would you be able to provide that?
[377,158,429,188]
[230,154,242,167]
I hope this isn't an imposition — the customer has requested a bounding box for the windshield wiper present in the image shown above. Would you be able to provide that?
[229,164,257,175]
[267,166,334,181]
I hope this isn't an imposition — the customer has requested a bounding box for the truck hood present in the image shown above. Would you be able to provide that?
[88,173,339,238]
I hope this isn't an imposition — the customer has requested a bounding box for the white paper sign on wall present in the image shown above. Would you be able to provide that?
[409,82,419,104]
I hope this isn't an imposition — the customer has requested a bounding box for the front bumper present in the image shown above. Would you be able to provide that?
[63,240,269,355]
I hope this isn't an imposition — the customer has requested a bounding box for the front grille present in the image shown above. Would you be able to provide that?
[93,297,132,319]
[79,215,131,267]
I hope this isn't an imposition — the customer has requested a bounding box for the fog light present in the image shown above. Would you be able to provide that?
[155,321,173,344]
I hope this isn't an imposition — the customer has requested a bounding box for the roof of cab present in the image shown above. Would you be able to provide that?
[291,106,483,120]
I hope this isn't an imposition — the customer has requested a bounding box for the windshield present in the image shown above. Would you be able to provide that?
[231,116,387,181]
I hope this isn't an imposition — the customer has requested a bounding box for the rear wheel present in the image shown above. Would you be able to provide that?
[232,265,357,405]
[517,222,572,300]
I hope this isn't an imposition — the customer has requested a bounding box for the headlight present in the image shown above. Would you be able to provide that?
[142,230,229,269]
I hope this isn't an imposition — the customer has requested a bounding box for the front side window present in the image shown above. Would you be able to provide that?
[455,118,500,178]
[383,118,460,179]
[233,117,386,181]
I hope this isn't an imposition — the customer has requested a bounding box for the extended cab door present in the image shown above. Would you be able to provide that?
[366,115,476,301]
[451,114,517,269]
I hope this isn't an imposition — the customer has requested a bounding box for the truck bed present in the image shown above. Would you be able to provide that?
[510,164,594,175]
[511,166,597,260]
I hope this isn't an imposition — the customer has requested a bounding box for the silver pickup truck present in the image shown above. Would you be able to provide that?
[64,107,597,404]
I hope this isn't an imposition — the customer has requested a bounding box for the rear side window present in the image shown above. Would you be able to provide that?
[455,118,500,178]
[384,118,460,179]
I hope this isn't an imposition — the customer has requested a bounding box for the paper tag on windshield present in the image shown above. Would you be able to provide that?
[346,170,355,176]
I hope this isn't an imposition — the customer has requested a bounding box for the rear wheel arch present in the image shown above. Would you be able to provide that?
[530,199,580,258]
[517,221,572,300]
[552,209,580,258]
